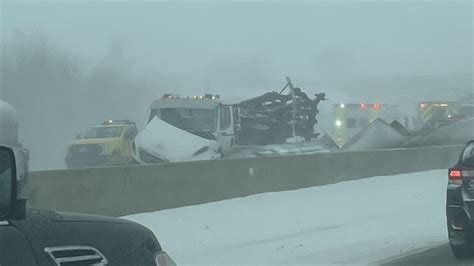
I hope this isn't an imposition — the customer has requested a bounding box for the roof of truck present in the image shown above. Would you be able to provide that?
[150,98,220,110]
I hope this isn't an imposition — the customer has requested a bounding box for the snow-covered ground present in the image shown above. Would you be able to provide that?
[125,170,448,265]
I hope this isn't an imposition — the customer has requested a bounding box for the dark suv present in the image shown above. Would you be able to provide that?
[0,145,176,265]
[447,140,474,258]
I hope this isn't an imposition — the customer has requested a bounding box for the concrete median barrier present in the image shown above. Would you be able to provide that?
[27,145,464,217]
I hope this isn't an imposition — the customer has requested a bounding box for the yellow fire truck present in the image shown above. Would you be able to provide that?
[416,97,474,128]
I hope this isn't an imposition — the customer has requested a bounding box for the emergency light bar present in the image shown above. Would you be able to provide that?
[336,103,383,109]
[358,103,381,109]
[161,93,220,100]
[419,102,450,109]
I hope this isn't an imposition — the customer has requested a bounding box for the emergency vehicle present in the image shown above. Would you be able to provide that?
[416,97,474,129]
[333,103,402,146]
[66,120,138,168]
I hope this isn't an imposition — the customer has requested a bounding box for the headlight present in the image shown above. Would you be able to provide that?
[155,251,176,266]
[139,149,166,164]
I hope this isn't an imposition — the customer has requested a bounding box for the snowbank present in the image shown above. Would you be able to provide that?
[125,170,448,264]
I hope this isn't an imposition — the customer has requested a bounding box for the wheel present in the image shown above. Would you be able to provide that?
[450,239,474,259]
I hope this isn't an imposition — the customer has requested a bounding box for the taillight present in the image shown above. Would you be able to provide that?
[449,168,462,185]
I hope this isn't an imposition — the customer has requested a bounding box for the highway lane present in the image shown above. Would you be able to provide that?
[382,243,474,266]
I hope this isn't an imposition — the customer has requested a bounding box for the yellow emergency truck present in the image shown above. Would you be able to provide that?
[65,120,138,168]
[416,100,474,129]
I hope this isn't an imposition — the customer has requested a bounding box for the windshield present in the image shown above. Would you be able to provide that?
[83,126,124,139]
[154,108,217,132]
[0,149,13,213]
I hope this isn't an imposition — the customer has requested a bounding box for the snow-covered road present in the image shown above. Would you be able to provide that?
[125,170,448,265]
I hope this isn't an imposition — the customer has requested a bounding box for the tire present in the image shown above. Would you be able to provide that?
[450,239,474,259]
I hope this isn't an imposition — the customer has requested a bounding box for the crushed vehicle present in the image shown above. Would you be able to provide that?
[236,77,327,145]
[341,118,409,151]
[0,100,176,265]
[446,140,474,259]
[335,95,474,150]
[133,78,329,163]
[66,120,138,168]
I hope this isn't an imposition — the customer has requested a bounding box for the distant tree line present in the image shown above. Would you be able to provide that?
[0,32,156,169]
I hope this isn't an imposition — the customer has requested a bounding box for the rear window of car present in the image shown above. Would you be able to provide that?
[462,142,474,165]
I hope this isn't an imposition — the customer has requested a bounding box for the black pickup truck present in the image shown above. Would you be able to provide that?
[0,145,176,265]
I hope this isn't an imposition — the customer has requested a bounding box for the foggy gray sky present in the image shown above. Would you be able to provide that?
[2,1,472,99]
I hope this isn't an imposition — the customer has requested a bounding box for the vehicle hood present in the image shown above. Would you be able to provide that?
[9,209,161,265]
[70,138,122,145]
[134,116,220,162]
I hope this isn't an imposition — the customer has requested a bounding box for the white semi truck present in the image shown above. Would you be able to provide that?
[133,78,328,163]
[133,95,236,163]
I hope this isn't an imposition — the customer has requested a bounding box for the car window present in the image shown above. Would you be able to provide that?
[347,118,356,128]
[0,149,13,213]
[220,106,231,130]
[83,127,124,139]
[462,143,474,165]
[124,127,137,140]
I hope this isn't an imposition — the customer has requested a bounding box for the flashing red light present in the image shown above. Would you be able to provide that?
[420,103,427,109]
[360,103,368,109]
[373,103,381,109]
[449,169,462,178]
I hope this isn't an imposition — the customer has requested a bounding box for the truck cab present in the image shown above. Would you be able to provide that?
[149,94,236,153]
[134,94,236,163]
[66,120,138,168]
[0,145,176,265]
[416,99,474,129]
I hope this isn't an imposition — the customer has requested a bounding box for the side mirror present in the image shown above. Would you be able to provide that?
[0,146,16,220]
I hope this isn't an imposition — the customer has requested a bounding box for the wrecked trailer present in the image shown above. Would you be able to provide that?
[133,78,331,164]
[404,117,474,147]
[341,117,474,151]
[341,118,409,151]
[236,77,327,145]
